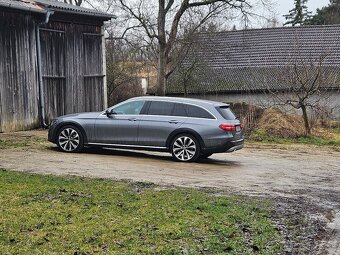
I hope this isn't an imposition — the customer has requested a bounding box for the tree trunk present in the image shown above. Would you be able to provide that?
[301,104,311,136]
[157,0,167,96]
[183,78,188,97]
[157,47,166,96]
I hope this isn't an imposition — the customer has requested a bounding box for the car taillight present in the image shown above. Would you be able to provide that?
[219,124,236,131]
[240,123,244,129]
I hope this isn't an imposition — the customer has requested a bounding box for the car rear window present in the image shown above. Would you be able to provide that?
[186,105,215,119]
[147,101,174,116]
[216,106,236,120]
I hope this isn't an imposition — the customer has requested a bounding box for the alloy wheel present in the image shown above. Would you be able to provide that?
[58,127,80,152]
[172,136,197,161]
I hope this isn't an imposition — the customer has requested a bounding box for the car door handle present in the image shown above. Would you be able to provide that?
[128,118,138,121]
[169,120,179,124]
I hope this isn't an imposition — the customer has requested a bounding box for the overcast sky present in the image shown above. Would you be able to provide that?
[274,0,330,22]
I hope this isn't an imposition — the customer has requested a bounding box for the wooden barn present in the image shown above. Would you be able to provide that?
[0,0,112,132]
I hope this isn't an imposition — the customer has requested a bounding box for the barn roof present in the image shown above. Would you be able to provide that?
[0,0,45,13]
[167,25,340,94]
[0,0,113,19]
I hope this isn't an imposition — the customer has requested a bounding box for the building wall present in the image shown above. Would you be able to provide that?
[187,90,340,119]
[0,11,40,132]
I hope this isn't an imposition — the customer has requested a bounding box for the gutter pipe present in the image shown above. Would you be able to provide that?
[36,10,54,128]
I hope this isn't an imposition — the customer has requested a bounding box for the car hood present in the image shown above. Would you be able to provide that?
[59,112,102,119]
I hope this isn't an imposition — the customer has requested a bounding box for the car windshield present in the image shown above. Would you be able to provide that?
[216,106,236,120]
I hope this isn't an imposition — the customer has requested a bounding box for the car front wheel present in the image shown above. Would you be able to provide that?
[57,125,84,153]
[171,134,200,162]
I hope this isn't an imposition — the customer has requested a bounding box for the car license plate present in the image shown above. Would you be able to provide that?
[236,126,241,132]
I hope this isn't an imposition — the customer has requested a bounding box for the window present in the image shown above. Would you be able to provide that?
[147,101,174,116]
[172,103,187,117]
[111,101,145,115]
[186,105,214,119]
[216,106,236,120]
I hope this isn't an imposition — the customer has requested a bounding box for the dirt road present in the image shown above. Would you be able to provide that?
[1,130,340,254]
[1,131,339,197]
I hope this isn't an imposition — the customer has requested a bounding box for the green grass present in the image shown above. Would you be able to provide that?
[0,170,283,255]
[0,139,30,149]
[0,134,47,149]
[248,128,340,147]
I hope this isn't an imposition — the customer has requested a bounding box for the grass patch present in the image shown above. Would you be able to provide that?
[249,128,340,147]
[0,133,48,149]
[0,139,30,149]
[0,170,283,254]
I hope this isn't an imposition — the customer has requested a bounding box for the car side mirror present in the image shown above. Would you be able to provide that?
[105,109,112,116]
[105,109,117,117]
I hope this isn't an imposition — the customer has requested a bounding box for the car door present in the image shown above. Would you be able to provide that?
[94,100,145,145]
[138,101,188,147]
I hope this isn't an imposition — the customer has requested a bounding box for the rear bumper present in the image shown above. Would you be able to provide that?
[226,143,244,152]
[202,139,244,154]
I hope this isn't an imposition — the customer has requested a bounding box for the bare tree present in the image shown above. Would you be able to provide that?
[167,24,219,97]
[269,54,338,136]
[106,39,144,105]
[112,0,252,96]
[59,0,83,6]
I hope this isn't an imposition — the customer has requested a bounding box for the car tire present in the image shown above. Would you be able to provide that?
[57,125,84,153]
[200,153,213,159]
[170,134,200,162]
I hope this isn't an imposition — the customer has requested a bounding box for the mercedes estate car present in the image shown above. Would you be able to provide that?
[48,97,244,162]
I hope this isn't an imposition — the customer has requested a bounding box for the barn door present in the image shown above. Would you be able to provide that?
[83,33,104,112]
[39,28,66,123]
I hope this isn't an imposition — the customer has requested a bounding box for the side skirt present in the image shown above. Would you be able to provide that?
[87,143,169,152]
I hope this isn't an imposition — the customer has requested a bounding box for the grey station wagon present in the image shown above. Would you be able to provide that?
[48,97,244,162]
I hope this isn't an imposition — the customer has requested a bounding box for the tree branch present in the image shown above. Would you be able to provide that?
[119,0,159,40]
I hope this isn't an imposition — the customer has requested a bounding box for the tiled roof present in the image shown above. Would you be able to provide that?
[167,26,340,94]
[167,66,340,94]
[0,0,113,19]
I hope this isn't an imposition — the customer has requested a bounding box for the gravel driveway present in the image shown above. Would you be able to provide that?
[1,130,339,254]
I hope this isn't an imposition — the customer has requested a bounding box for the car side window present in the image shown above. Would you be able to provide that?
[147,101,174,116]
[111,101,145,115]
[172,103,187,117]
[186,104,215,119]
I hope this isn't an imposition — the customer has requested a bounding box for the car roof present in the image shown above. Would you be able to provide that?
[129,96,229,107]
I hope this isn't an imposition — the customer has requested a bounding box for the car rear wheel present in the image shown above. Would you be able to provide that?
[171,134,200,162]
[57,125,84,153]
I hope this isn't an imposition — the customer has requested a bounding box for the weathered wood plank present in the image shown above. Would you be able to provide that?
[41,20,104,122]
[0,11,40,132]
[0,11,106,131]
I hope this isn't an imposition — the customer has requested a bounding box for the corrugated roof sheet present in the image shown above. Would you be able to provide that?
[0,0,113,19]
[0,0,45,13]
[167,26,340,94]
[36,0,113,19]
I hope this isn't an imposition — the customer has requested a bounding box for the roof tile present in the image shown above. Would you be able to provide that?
[167,26,340,94]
